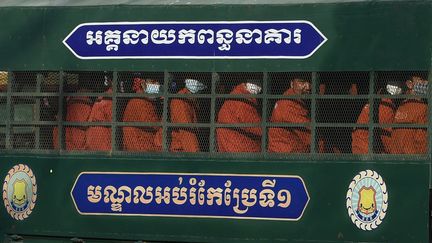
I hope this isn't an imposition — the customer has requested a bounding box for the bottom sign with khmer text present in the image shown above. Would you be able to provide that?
[71,172,309,220]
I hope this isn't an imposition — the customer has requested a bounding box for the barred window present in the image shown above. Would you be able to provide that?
[0,70,429,158]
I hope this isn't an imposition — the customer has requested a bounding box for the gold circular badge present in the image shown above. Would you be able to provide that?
[346,170,388,230]
[2,164,37,220]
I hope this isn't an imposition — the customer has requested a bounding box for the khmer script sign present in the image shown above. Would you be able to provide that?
[71,172,310,220]
[63,21,327,59]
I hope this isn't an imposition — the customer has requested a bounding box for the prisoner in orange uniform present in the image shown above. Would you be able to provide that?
[53,90,93,150]
[351,81,402,154]
[391,76,428,154]
[216,81,262,152]
[170,79,206,152]
[85,74,113,151]
[268,78,315,153]
[122,78,162,152]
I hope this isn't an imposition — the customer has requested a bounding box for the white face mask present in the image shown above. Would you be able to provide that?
[145,83,160,94]
[185,79,206,93]
[386,84,402,95]
[246,83,262,95]
[413,82,428,95]
[104,75,110,86]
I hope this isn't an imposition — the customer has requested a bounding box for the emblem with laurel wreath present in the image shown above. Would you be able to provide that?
[346,170,388,231]
[2,164,37,220]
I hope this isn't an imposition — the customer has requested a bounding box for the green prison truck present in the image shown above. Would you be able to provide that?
[0,0,431,242]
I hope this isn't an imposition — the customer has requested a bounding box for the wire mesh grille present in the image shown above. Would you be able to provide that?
[11,125,56,150]
[0,71,8,92]
[0,70,429,156]
[0,126,5,149]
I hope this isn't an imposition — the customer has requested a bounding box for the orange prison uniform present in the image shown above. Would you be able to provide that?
[170,88,200,152]
[122,97,162,152]
[268,88,312,153]
[391,99,427,154]
[352,98,396,154]
[216,83,262,152]
[53,96,92,150]
[86,94,113,151]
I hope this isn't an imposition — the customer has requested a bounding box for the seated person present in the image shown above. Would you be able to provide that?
[391,76,428,154]
[53,82,93,150]
[170,78,207,152]
[122,76,162,152]
[268,78,323,153]
[216,81,262,152]
[352,81,402,154]
[85,73,113,151]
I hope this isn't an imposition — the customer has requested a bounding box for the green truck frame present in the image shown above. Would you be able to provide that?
[0,1,431,242]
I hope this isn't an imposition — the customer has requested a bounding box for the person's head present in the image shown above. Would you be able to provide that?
[245,80,262,95]
[290,78,311,94]
[385,80,403,95]
[129,73,144,93]
[412,77,428,95]
[185,78,207,93]
[406,76,428,95]
[143,79,161,94]
[131,76,160,94]
[102,72,113,91]
[0,71,8,87]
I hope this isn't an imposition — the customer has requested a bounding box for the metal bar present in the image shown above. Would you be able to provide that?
[261,72,268,154]
[161,70,169,152]
[5,71,12,149]
[0,92,60,97]
[6,121,426,129]
[311,72,317,154]
[209,72,218,153]
[58,71,64,152]
[368,71,375,156]
[51,92,107,97]
[111,71,118,153]
[428,68,432,188]
[0,148,429,162]
[35,73,42,149]
[40,92,425,100]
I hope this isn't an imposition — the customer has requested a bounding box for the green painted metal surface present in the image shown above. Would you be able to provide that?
[0,156,429,242]
[0,0,426,7]
[0,2,430,71]
[0,1,430,242]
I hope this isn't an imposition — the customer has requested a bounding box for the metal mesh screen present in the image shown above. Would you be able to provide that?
[0,126,5,149]
[116,72,164,152]
[0,71,8,92]
[0,70,429,157]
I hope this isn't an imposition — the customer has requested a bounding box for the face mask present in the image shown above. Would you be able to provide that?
[185,79,206,93]
[145,83,160,94]
[413,82,428,95]
[246,83,262,94]
[104,76,109,86]
[386,84,402,95]
[119,81,126,93]
[296,81,311,94]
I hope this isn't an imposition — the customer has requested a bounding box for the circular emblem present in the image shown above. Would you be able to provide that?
[2,164,37,220]
[346,170,388,230]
